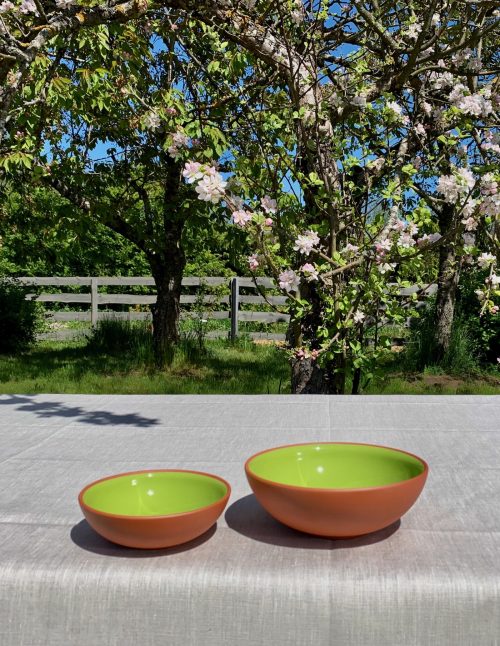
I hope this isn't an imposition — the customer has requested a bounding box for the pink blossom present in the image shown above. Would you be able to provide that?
[264,218,273,227]
[165,107,177,115]
[343,243,359,255]
[407,222,419,236]
[490,305,499,315]
[430,70,454,90]
[19,0,38,13]
[375,238,392,253]
[437,168,475,203]
[481,132,500,154]
[231,210,252,227]
[451,88,493,117]
[0,1,14,12]
[261,196,277,214]
[301,263,319,281]
[480,195,500,217]
[172,131,189,147]
[398,233,416,248]
[481,174,498,196]
[391,220,405,232]
[279,269,300,292]
[248,254,259,270]
[182,161,204,184]
[294,230,320,255]
[414,123,426,136]
[422,101,432,115]
[462,217,478,231]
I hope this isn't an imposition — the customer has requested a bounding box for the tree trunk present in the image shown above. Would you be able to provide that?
[149,221,186,368]
[434,205,460,361]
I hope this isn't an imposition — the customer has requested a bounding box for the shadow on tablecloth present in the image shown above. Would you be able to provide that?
[225,494,400,549]
[70,519,217,557]
[0,394,160,428]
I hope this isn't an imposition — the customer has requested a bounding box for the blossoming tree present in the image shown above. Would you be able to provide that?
[1,0,499,390]
[171,0,499,391]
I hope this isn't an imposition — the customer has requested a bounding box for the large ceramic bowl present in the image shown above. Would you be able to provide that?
[79,469,231,549]
[245,442,428,538]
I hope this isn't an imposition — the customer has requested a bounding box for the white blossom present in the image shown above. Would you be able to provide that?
[194,171,227,204]
[143,111,161,130]
[231,210,252,227]
[294,230,320,255]
[182,161,204,184]
[55,0,76,8]
[378,262,397,274]
[405,23,423,39]
[398,233,416,248]
[477,253,496,269]
[301,263,319,282]
[261,196,277,214]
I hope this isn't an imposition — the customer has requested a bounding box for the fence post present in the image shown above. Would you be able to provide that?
[90,278,99,326]
[230,277,239,340]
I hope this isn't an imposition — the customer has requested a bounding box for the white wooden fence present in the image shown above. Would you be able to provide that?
[18,276,437,342]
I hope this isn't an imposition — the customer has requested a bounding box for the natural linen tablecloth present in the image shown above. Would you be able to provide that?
[0,394,499,646]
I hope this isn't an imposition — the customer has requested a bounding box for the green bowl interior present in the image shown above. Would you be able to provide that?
[82,471,228,517]
[247,444,425,489]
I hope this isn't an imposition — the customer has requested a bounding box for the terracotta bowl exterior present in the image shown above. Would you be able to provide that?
[79,469,231,549]
[245,442,428,538]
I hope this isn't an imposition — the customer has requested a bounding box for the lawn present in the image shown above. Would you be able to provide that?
[0,338,291,395]
[1,337,499,395]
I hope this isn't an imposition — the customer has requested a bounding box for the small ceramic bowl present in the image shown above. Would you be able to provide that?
[245,442,428,538]
[79,469,231,549]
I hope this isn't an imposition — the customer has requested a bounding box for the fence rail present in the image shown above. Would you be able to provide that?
[17,276,437,342]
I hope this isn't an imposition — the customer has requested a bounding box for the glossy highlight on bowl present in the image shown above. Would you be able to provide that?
[79,469,231,549]
[245,442,428,538]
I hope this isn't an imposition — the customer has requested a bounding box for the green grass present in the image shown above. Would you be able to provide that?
[0,338,290,394]
[1,337,498,395]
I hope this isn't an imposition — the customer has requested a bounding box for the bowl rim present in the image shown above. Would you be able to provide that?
[78,469,231,521]
[245,441,429,493]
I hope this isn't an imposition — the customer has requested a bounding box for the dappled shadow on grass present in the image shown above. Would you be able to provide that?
[0,338,290,394]
[0,344,137,380]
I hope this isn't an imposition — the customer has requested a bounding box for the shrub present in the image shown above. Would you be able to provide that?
[455,270,500,366]
[403,298,482,376]
[87,318,154,363]
[0,278,44,353]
